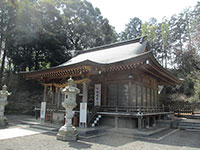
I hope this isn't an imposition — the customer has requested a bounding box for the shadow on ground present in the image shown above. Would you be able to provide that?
[68,141,92,149]
[3,115,200,149]
[82,134,137,147]
[80,129,200,149]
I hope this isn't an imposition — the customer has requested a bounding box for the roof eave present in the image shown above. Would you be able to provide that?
[148,54,181,85]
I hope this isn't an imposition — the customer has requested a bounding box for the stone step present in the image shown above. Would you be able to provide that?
[185,128,200,132]
[179,122,200,127]
[107,127,169,137]
[178,125,200,130]
[78,126,111,137]
[30,124,59,131]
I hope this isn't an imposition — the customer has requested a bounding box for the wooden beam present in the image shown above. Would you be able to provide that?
[141,65,174,85]
[23,66,91,79]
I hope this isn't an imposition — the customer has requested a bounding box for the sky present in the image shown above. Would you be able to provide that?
[88,0,199,33]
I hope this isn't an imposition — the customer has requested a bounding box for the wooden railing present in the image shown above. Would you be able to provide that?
[87,106,100,124]
[34,104,64,112]
[99,105,164,114]
[164,100,200,115]
[34,104,65,119]
[35,104,164,113]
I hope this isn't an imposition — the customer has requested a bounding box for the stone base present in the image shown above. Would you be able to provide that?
[0,117,8,127]
[57,125,78,141]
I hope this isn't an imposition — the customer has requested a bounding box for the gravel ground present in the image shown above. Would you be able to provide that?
[0,129,200,150]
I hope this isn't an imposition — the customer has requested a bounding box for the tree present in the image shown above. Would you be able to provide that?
[191,2,200,52]
[160,19,171,68]
[6,0,117,72]
[59,0,117,50]
[0,0,18,86]
[141,18,163,65]
[120,17,142,40]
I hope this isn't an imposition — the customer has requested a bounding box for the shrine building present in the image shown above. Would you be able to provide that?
[21,37,181,129]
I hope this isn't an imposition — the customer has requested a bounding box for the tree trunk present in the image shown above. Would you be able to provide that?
[0,8,3,60]
[162,45,164,67]
[0,37,2,59]
[165,47,167,68]
[35,50,39,70]
[0,45,6,87]
[8,58,12,78]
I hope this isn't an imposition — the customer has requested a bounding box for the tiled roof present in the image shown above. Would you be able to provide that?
[59,37,147,66]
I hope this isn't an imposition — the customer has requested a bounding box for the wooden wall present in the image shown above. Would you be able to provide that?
[88,69,160,108]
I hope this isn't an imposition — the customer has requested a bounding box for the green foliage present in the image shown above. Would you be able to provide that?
[0,0,117,73]
[183,74,195,96]
[120,17,142,40]
[59,0,117,50]
[4,73,43,114]
[0,0,18,86]
[192,81,200,102]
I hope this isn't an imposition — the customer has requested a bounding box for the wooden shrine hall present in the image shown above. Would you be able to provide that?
[21,37,181,129]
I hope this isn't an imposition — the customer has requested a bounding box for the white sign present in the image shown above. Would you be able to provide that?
[40,102,46,119]
[94,84,101,106]
[79,103,87,123]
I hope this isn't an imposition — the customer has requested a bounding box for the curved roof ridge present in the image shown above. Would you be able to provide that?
[77,36,147,55]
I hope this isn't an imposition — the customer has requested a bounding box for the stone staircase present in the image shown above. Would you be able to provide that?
[91,115,102,127]
[178,120,200,131]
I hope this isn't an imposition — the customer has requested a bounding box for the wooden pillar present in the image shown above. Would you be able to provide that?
[128,81,132,106]
[115,116,118,128]
[157,93,160,109]
[52,86,55,105]
[153,116,156,127]
[82,82,88,103]
[142,118,145,128]
[150,89,152,108]
[138,117,142,129]
[103,84,107,106]
[57,88,60,108]
[146,116,150,128]
[136,84,138,106]
[56,88,60,108]
[43,86,47,102]
[141,86,143,108]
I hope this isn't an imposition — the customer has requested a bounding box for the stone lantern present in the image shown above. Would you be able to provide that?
[0,85,11,126]
[57,77,80,141]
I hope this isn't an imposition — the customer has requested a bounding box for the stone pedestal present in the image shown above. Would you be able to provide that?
[57,77,80,142]
[0,101,8,126]
[0,85,11,127]
[57,125,78,141]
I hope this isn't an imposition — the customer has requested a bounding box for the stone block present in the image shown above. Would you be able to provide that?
[57,126,78,141]
[0,117,8,127]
